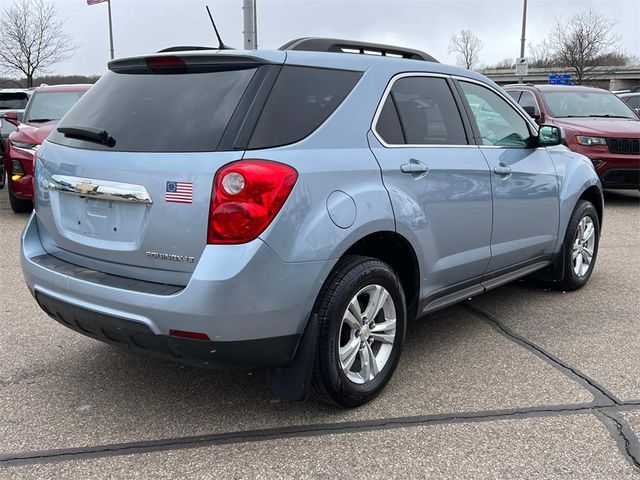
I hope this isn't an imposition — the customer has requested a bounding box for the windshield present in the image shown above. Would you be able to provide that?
[542,90,637,119]
[0,92,29,110]
[24,91,85,123]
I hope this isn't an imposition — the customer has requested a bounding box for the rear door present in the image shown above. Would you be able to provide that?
[456,79,560,274]
[368,74,493,300]
[35,56,283,285]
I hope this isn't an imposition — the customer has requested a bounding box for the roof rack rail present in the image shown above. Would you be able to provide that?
[157,46,218,53]
[280,37,438,63]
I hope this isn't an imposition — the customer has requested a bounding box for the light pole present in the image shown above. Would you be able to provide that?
[107,0,114,59]
[518,0,528,83]
[243,0,257,50]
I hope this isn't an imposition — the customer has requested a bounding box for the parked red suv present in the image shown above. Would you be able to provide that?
[2,84,91,212]
[504,84,640,189]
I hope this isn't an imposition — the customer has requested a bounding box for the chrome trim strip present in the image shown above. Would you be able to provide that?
[49,175,153,205]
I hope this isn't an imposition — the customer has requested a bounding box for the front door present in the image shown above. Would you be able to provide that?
[456,80,560,273]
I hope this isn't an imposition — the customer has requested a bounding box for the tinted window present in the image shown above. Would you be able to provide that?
[382,77,467,145]
[623,95,640,109]
[249,66,362,149]
[51,68,257,152]
[376,95,405,144]
[25,92,84,123]
[0,92,29,109]
[519,91,540,115]
[460,81,533,148]
[506,90,521,101]
[542,90,636,119]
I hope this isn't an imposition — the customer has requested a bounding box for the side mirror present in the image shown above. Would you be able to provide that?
[1,111,20,126]
[635,107,640,119]
[538,125,563,147]
[522,105,541,120]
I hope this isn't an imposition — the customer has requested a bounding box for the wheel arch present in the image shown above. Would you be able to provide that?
[340,231,420,322]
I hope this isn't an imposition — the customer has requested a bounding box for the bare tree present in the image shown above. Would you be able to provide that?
[527,40,560,69]
[448,30,483,70]
[550,9,623,84]
[0,0,75,87]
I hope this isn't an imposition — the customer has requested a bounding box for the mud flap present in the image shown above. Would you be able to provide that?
[268,314,317,401]
[532,242,566,283]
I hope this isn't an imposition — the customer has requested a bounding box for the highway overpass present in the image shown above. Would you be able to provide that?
[482,65,640,91]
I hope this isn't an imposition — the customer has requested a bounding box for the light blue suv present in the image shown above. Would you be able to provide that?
[20,39,603,407]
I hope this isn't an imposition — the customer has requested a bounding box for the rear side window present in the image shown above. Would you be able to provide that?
[50,68,257,152]
[376,95,405,144]
[0,92,29,109]
[376,76,468,145]
[248,66,362,149]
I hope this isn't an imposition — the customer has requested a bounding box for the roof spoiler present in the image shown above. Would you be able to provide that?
[280,37,438,63]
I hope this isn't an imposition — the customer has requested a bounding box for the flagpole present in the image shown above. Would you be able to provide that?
[107,0,114,59]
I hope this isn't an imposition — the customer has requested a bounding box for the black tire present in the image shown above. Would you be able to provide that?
[553,199,600,291]
[0,163,5,190]
[311,255,406,408]
[9,188,32,213]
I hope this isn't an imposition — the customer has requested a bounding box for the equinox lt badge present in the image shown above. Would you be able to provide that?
[146,251,195,263]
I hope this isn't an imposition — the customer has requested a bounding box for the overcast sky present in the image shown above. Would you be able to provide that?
[0,0,638,76]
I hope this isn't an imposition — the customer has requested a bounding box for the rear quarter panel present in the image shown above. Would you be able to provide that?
[255,65,397,264]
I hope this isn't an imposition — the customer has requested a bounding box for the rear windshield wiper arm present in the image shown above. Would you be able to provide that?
[57,126,115,146]
[29,118,53,123]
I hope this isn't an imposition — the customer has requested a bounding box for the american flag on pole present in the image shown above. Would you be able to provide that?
[87,0,108,5]
[165,181,193,204]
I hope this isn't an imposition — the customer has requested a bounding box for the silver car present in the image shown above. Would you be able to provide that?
[21,39,603,407]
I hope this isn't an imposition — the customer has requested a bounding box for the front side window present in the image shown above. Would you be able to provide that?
[376,76,467,146]
[519,91,540,116]
[459,81,534,148]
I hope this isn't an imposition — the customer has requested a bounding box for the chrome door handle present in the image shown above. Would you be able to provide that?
[493,165,512,176]
[49,175,153,205]
[401,159,430,175]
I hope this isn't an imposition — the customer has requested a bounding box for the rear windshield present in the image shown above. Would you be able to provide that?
[25,92,86,123]
[248,66,362,149]
[0,92,29,110]
[50,68,257,152]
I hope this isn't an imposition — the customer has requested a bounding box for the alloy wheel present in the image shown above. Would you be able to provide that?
[338,284,396,384]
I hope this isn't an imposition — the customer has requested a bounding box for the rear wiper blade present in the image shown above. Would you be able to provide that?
[29,118,53,123]
[57,126,115,146]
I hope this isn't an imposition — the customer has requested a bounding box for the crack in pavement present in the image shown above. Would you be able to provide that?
[597,409,640,469]
[462,302,640,471]
[2,403,637,468]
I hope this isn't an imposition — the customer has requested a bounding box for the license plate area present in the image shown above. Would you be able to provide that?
[53,194,149,250]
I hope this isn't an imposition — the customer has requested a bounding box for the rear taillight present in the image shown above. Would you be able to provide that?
[207,160,298,244]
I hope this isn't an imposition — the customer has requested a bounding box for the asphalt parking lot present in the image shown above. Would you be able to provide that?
[0,188,639,479]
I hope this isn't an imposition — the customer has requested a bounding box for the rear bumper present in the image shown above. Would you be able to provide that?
[21,213,333,368]
[36,292,299,368]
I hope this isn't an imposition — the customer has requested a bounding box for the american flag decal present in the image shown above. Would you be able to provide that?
[165,181,193,204]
